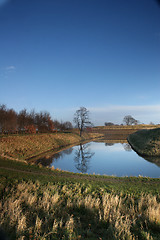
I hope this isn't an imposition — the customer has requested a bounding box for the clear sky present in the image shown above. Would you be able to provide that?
[0,0,160,125]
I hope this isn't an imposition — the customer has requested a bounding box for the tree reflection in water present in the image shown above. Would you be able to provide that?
[105,143,114,147]
[105,142,132,152]
[74,143,95,173]
[123,143,132,152]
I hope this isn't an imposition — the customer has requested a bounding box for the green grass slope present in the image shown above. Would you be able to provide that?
[128,128,160,156]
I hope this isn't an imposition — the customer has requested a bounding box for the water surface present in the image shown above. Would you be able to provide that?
[38,141,160,177]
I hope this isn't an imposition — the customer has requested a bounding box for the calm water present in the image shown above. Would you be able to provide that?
[38,141,160,177]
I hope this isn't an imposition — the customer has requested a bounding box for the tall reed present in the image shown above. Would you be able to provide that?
[0,180,159,239]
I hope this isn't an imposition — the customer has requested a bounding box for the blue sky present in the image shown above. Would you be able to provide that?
[0,0,160,125]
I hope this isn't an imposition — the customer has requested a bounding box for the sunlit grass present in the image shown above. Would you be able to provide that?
[0,132,102,161]
[0,179,160,240]
[0,129,160,239]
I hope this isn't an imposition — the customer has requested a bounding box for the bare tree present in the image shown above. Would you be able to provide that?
[0,104,55,134]
[17,109,29,132]
[35,111,54,133]
[6,109,17,133]
[104,122,114,126]
[63,121,73,130]
[74,107,92,137]
[53,120,61,131]
[0,105,17,133]
[0,104,7,133]
[123,115,139,126]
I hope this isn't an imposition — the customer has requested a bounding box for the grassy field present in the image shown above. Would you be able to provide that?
[0,125,159,161]
[0,132,102,162]
[94,124,160,130]
[92,125,160,140]
[128,128,160,157]
[0,127,160,239]
[0,157,160,240]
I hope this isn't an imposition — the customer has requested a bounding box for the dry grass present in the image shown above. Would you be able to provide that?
[0,132,102,161]
[0,180,160,239]
[95,125,160,130]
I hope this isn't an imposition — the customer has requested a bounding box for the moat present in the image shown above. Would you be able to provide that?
[37,141,160,178]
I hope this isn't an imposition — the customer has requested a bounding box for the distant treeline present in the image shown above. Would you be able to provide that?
[105,115,141,126]
[0,104,73,134]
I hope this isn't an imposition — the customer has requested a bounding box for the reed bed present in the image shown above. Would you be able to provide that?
[0,180,160,240]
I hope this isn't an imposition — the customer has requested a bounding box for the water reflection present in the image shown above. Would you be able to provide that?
[105,142,132,152]
[54,148,73,159]
[74,143,95,173]
[35,147,73,166]
[36,155,54,166]
[35,141,160,177]
[52,148,73,162]
[105,143,114,147]
[145,157,160,167]
[123,143,132,152]
[137,153,160,167]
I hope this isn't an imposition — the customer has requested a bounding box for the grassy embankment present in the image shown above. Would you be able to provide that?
[0,131,102,162]
[0,127,160,239]
[128,128,160,157]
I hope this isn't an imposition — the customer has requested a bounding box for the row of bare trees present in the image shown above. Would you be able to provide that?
[104,115,140,126]
[0,104,73,134]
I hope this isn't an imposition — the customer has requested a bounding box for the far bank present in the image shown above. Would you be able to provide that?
[128,128,160,157]
[0,131,103,162]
